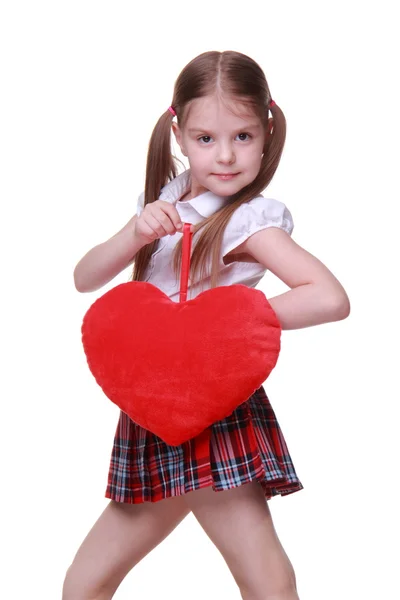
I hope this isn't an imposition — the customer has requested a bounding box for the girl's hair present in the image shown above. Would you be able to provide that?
[131,50,286,289]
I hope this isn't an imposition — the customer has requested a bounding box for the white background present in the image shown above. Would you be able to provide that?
[1,1,399,598]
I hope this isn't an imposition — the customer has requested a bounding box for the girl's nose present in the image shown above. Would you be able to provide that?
[217,144,235,165]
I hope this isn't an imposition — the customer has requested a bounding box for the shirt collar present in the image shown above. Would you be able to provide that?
[159,169,232,218]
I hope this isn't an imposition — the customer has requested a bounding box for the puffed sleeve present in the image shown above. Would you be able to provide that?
[222,195,294,257]
[136,191,145,217]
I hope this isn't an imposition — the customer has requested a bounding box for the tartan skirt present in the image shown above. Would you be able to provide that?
[105,386,303,504]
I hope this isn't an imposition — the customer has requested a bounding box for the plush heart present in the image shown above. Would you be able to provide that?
[81,281,281,446]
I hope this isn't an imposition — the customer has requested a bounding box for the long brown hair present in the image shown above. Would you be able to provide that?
[131,50,286,289]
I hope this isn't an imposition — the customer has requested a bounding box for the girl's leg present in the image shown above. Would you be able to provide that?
[62,496,191,600]
[183,481,299,600]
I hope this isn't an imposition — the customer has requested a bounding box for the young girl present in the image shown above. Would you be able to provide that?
[65,51,350,600]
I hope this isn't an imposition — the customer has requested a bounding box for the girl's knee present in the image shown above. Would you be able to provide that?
[62,564,113,600]
[238,553,299,600]
[241,579,299,600]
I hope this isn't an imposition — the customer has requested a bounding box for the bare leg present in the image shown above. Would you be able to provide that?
[62,496,190,600]
[183,481,299,600]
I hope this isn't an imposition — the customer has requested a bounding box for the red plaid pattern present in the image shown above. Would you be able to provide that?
[105,386,303,504]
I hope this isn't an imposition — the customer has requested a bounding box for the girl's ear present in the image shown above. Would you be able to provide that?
[172,122,187,156]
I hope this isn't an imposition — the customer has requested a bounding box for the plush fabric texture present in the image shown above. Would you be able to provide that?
[81,281,281,446]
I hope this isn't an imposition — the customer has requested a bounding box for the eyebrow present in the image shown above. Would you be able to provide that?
[188,124,261,134]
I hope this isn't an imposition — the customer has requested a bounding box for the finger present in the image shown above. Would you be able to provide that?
[144,213,170,238]
[146,205,178,236]
[136,219,159,242]
[159,203,183,232]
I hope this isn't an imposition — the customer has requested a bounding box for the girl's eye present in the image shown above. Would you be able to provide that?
[198,135,213,144]
[197,133,252,144]
[236,133,251,141]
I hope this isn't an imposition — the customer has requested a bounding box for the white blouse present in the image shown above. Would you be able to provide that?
[135,170,294,303]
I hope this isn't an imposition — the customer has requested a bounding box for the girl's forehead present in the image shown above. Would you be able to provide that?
[183,94,261,127]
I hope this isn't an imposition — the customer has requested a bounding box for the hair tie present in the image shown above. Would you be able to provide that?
[269,100,276,109]
[168,106,177,117]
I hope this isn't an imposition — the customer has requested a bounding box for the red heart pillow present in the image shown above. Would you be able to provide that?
[81,281,281,446]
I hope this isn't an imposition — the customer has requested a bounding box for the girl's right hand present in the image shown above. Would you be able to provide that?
[133,200,193,246]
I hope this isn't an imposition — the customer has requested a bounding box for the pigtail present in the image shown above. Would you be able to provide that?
[132,109,179,282]
[261,101,286,188]
[144,109,179,205]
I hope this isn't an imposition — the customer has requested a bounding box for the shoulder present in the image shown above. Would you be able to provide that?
[233,195,294,234]
[223,195,294,258]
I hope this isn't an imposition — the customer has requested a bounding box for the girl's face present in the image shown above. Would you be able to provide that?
[172,94,269,199]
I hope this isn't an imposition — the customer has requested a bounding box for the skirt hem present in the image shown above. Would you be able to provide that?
[105,476,304,505]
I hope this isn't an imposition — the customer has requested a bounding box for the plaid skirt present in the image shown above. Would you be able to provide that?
[105,386,303,504]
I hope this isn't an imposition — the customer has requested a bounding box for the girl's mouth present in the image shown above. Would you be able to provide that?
[213,173,239,181]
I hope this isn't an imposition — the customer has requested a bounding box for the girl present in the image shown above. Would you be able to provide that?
[65,51,350,600]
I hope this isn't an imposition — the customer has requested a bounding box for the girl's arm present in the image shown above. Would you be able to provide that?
[73,215,146,293]
[74,200,184,293]
[240,227,350,330]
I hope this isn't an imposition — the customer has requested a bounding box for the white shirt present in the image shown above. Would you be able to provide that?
[136,170,294,303]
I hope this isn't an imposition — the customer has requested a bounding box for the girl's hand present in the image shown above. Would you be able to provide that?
[133,200,192,246]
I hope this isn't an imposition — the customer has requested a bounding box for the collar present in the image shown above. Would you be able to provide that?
[159,169,233,218]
